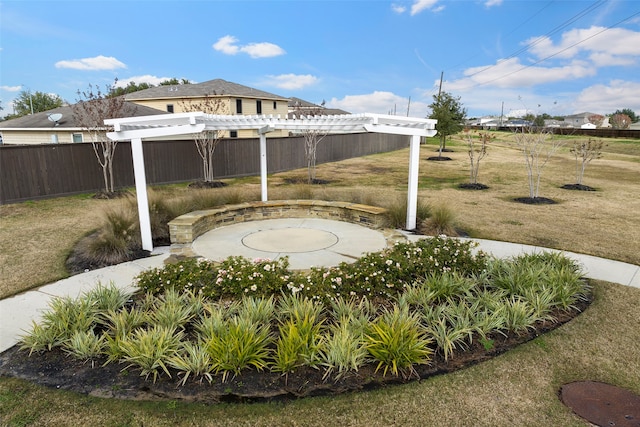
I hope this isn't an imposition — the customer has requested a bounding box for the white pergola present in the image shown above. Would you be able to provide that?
[105,112,437,251]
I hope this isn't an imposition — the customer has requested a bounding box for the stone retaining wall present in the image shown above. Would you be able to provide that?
[168,200,388,244]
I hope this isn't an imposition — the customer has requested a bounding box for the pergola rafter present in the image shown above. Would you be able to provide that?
[105,112,437,251]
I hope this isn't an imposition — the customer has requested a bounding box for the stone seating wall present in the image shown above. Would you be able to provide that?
[168,200,388,244]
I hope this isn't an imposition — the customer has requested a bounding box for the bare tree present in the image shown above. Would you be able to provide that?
[464,130,490,185]
[514,127,564,199]
[291,102,328,184]
[570,138,605,186]
[178,93,228,183]
[73,81,129,195]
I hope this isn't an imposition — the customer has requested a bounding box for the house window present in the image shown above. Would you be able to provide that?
[167,104,174,113]
[72,133,83,143]
[230,130,238,138]
[236,99,242,114]
[256,100,262,114]
[273,101,277,110]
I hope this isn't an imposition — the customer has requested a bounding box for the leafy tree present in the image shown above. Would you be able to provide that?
[610,113,632,129]
[160,78,192,86]
[533,115,545,127]
[428,92,466,154]
[570,138,605,186]
[178,93,228,183]
[73,81,130,195]
[514,127,564,199]
[612,108,637,123]
[109,81,155,97]
[12,90,64,117]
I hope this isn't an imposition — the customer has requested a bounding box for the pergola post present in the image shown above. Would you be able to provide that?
[258,127,271,202]
[406,134,421,230]
[131,137,153,251]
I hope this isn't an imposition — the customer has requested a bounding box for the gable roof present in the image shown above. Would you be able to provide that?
[0,102,165,130]
[124,78,289,102]
[288,97,350,116]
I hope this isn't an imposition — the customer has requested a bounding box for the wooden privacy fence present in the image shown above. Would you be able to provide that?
[0,133,409,204]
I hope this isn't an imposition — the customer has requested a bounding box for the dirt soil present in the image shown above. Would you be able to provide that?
[0,299,591,404]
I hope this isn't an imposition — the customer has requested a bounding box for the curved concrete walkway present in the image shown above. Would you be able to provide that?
[1,219,638,353]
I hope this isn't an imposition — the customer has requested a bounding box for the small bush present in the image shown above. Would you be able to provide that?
[364,306,432,377]
[383,195,431,229]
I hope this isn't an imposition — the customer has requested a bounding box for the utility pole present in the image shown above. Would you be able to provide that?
[500,101,504,127]
[406,96,411,117]
[437,71,443,100]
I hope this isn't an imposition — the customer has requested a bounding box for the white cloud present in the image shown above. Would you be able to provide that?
[391,3,406,14]
[446,57,596,91]
[574,80,640,114]
[213,35,285,58]
[410,0,442,16]
[1,85,21,92]
[213,35,239,55]
[55,55,126,70]
[240,42,286,59]
[484,0,503,7]
[263,74,318,90]
[526,26,640,63]
[328,91,429,116]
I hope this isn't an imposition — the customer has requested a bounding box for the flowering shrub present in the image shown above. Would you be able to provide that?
[136,256,294,299]
[300,236,486,303]
[136,236,487,303]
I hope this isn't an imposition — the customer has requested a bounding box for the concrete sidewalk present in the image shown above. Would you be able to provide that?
[2,220,639,354]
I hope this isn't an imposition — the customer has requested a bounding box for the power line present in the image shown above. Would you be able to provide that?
[462,10,640,90]
[462,0,606,81]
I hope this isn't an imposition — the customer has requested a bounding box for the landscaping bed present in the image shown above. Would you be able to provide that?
[1,238,593,403]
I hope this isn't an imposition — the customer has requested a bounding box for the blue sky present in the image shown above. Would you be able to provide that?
[1,0,639,119]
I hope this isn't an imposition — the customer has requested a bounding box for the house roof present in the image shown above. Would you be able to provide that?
[564,112,598,119]
[288,97,350,117]
[0,102,165,130]
[124,79,289,102]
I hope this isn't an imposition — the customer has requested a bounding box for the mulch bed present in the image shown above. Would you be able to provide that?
[560,184,596,191]
[0,298,591,403]
[513,197,557,205]
[426,156,452,161]
[458,183,489,190]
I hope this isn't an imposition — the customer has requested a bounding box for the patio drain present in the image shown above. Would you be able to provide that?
[560,381,640,426]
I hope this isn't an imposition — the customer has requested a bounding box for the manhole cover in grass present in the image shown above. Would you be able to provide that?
[560,381,640,426]
[242,228,338,253]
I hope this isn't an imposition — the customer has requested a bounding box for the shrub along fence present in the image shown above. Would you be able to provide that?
[0,133,409,204]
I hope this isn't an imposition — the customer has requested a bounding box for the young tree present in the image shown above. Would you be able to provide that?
[178,93,228,184]
[73,81,129,195]
[513,127,564,199]
[12,90,64,117]
[570,138,605,186]
[291,102,328,184]
[610,113,632,129]
[464,130,490,185]
[428,92,466,155]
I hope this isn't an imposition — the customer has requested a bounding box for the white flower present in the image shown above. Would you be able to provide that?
[250,284,257,291]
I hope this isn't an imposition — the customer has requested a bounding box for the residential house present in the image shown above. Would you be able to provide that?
[288,97,350,117]
[0,102,165,145]
[562,112,599,128]
[125,79,291,138]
